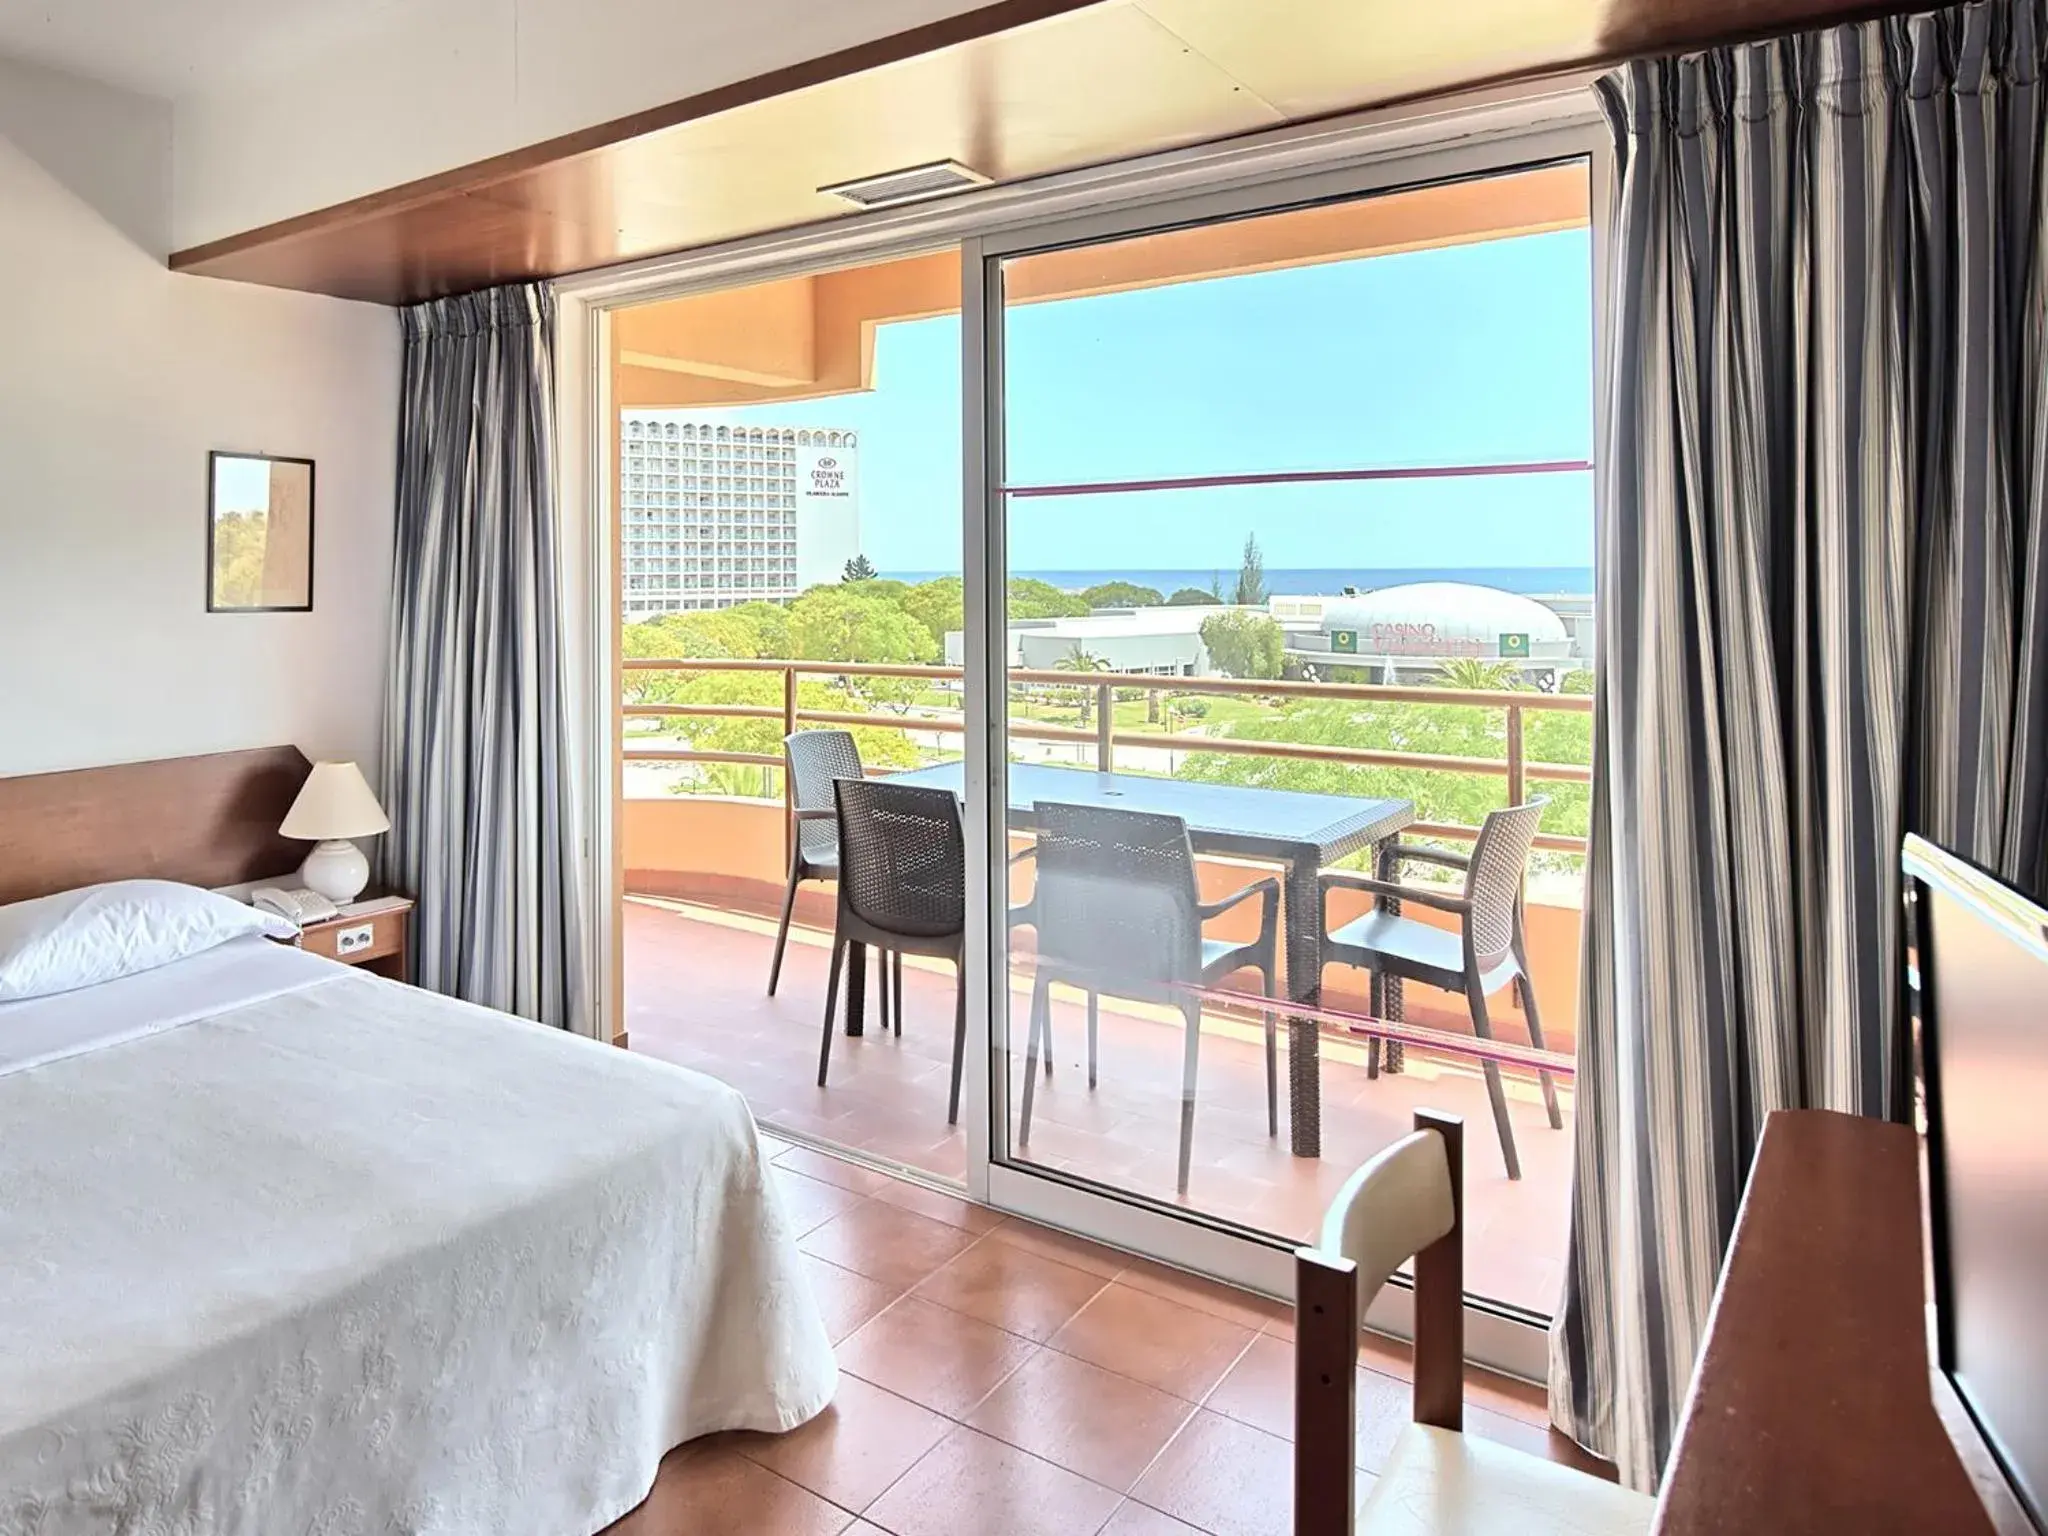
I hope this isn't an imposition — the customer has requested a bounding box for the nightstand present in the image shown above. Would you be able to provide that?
[295,894,414,983]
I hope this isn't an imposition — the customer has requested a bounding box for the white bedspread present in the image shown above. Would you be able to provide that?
[0,951,836,1536]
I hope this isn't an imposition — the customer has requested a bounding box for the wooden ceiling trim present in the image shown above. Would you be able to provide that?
[167,0,1105,275]
[167,0,1947,307]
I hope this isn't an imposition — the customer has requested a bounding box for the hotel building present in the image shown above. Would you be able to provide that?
[621,415,861,617]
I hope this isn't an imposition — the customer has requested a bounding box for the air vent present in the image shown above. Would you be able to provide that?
[819,160,990,210]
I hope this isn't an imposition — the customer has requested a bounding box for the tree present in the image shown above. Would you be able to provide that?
[720,601,794,658]
[209,511,269,607]
[1432,658,1523,692]
[1080,580,1164,609]
[1175,695,1592,857]
[1559,668,1595,695]
[1053,645,1110,727]
[1200,610,1285,680]
[1231,533,1269,608]
[1167,587,1220,606]
[789,585,937,666]
[901,577,965,650]
[841,553,879,582]
[1008,577,1091,619]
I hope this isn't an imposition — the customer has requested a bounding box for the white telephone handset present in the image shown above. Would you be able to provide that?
[251,886,341,927]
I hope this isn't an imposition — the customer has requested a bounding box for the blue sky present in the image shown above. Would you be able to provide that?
[673,227,1594,575]
[213,455,276,517]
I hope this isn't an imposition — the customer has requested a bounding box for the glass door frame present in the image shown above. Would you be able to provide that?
[554,88,1612,1384]
[961,120,1611,1380]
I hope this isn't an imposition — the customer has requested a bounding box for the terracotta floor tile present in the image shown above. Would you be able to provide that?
[868,1177,1007,1234]
[631,903,1575,1315]
[1465,1363,1550,1424]
[759,1131,795,1161]
[838,1295,1040,1418]
[1048,1282,1257,1402]
[1352,1328,1411,1377]
[863,1426,1122,1536]
[914,1237,1112,1343]
[1200,1336,1412,1473]
[803,1254,906,1346]
[798,1200,982,1292]
[966,1349,1198,1493]
[1118,1258,1289,1332]
[1130,1410,1293,1536]
[776,1169,870,1238]
[1465,1403,1610,1476]
[609,1442,854,1536]
[978,1218,1131,1279]
[737,1372,951,1514]
[1352,1370,1412,1473]
[779,1145,903,1196]
[1204,1333,1294,1438]
[1099,1502,1211,1536]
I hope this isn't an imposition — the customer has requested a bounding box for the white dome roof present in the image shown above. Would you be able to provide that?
[1320,583,1568,651]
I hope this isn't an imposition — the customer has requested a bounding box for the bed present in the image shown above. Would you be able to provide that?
[0,748,836,1535]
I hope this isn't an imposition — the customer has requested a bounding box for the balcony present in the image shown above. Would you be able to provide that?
[621,661,1588,1318]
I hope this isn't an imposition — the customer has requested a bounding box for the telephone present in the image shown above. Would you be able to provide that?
[251,886,341,927]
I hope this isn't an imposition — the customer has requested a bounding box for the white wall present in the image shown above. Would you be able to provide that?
[0,55,399,779]
[169,0,995,250]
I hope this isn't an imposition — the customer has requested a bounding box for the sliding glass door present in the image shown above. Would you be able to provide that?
[971,151,1601,1335]
[583,110,1609,1370]
[611,249,972,1183]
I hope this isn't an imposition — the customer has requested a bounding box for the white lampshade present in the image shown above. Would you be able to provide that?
[280,761,391,842]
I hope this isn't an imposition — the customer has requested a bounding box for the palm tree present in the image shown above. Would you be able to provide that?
[1054,645,1110,727]
[1433,657,1523,692]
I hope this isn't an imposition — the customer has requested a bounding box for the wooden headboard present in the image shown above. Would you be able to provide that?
[0,747,314,905]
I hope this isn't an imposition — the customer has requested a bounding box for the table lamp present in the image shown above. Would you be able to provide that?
[280,761,391,904]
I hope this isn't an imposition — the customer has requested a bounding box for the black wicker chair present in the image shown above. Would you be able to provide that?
[1319,798,1563,1181]
[817,778,969,1124]
[769,729,902,1024]
[1010,801,1279,1194]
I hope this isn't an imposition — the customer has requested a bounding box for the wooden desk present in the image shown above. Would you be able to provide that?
[1652,1109,1994,1535]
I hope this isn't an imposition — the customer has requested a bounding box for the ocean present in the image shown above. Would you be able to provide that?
[884,566,1595,598]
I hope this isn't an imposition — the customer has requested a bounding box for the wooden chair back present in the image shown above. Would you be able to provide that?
[1294,1110,1465,1536]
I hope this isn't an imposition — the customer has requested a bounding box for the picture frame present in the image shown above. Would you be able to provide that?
[207,451,316,613]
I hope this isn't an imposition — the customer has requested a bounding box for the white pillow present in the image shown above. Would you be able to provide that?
[0,880,297,1003]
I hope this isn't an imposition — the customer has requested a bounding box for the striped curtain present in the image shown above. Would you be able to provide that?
[1554,0,2048,1490]
[381,284,587,1028]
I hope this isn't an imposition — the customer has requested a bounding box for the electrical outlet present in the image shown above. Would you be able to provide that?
[335,923,376,956]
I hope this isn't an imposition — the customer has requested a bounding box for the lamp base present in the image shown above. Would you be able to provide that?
[299,840,370,904]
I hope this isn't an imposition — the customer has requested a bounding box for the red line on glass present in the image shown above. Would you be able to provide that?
[1002,459,1594,499]
[1173,982,1576,1078]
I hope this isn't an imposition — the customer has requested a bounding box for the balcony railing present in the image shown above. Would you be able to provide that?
[621,657,1590,1080]
[621,658,1593,859]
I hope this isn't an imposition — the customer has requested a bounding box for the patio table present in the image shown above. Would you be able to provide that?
[876,760,1413,1159]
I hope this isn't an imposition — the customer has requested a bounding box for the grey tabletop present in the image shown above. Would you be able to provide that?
[884,759,1412,863]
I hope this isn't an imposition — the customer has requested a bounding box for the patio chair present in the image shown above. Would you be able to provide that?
[1318,798,1563,1182]
[816,778,969,1125]
[769,729,902,1024]
[1292,1109,1653,1535]
[1010,801,1280,1194]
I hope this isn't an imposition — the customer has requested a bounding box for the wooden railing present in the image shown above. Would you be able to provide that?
[622,658,1594,864]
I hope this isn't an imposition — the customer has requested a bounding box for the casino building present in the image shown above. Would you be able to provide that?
[1273,581,1585,688]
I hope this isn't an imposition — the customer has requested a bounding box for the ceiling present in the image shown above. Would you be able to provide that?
[0,0,442,98]
[162,0,1931,305]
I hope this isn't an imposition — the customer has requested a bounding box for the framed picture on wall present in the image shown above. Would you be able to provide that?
[207,451,315,612]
